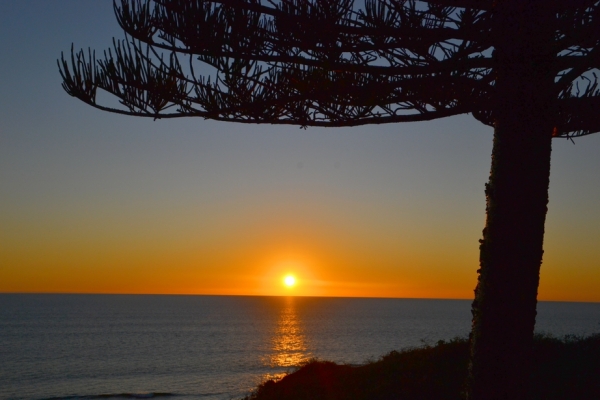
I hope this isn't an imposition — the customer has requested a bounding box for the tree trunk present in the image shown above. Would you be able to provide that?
[466,2,555,399]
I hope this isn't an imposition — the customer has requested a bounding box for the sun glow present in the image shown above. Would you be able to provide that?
[283,275,296,288]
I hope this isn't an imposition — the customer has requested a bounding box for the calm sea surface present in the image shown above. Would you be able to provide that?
[1,294,599,400]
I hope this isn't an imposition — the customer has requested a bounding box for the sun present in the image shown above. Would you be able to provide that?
[283,275,296,288]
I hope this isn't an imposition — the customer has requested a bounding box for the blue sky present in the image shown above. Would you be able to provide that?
[1,1,600,300]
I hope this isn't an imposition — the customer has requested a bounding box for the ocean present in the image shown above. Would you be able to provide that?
[1,294,598,400]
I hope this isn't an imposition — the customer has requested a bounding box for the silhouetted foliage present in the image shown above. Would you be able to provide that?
[59,1,600,399]
[244,334,600,400]
[59,0,600,138]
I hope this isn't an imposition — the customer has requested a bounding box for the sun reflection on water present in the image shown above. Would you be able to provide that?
[265,297,312,368]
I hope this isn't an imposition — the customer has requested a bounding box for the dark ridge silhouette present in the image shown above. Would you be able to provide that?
[244,334,600,400]
[58,1,600,398]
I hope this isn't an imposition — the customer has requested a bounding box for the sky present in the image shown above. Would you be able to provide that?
[1,1,599,301]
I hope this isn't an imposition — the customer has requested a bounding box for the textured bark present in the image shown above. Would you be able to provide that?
[467,2,555,399]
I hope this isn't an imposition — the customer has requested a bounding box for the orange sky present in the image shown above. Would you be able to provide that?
[3,119,600,302]
[3,160,600,302]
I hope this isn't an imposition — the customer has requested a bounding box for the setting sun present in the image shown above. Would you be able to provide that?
[283,275,296,288]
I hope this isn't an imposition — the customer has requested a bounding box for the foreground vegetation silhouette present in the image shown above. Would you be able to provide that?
[59,0,600,398]
[244,334,600,400]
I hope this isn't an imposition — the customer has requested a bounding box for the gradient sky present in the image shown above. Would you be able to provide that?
[1,1,599,301]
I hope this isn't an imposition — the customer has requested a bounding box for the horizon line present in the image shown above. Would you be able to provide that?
[1,291,598,303]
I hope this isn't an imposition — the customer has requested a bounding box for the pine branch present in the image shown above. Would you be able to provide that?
[58,0,600,136]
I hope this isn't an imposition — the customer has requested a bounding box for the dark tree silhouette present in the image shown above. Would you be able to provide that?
[59,0,600,398]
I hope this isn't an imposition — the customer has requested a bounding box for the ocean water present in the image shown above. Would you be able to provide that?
[0,294,598,400]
